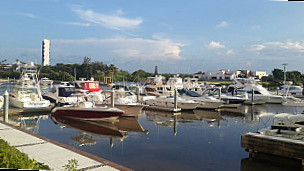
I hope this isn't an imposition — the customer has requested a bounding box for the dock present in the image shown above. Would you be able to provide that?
[143,105,181,112]
[0,120,131,170]
[241,132,304,165]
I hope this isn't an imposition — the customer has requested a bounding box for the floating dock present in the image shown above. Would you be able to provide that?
[0,120,131,170]
[241,132,304,165]
[143,105,181,112]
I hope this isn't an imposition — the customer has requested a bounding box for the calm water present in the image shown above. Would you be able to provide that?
[2,84,304,170]
[6,105,304,171]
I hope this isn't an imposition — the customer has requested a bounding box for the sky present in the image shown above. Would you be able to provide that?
[1,0,304,74]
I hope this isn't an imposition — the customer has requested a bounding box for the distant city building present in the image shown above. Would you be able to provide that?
[42,39,50,66]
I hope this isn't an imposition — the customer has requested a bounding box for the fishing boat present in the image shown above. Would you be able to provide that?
[9,63,51,108]
[43,82,80,105]
[74,78,105,104]
[39,77,53,85]
[228,78,285,104]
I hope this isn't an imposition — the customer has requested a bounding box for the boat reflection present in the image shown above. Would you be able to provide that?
[51,115,148,147]
[9,114,49,133]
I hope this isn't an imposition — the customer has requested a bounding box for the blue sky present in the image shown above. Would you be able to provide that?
[1,0,304,74]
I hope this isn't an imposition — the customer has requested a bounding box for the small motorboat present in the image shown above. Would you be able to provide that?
[51,94,124,122]
[52,102,124,122]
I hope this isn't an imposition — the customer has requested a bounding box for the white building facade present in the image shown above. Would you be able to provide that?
[42,39,50,66]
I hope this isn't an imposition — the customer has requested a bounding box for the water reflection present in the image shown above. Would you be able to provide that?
[9,114,49,133]
[50,115,148,148]
[3,102,304,170]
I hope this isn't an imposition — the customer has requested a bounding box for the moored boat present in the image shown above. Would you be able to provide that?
[51,99,124,122]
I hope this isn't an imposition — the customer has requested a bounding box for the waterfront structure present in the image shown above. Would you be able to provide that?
[193,69,268,81]
[42,39,50,66]
[204,69,238,81]
[250,71,268,79]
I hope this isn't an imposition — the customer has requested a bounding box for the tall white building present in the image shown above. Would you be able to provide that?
[42,39,50,66]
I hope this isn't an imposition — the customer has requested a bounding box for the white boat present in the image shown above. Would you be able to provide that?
[40,77,53,85]
[0,95,3,109]
[167,75,183,90]
[279,84,304,98]
[43,82,80,105]
[9,63,51,108]
[74,78,105,104]
[228,78,285,104]
[145,96,198,110]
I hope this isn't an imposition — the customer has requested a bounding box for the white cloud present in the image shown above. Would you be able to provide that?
[72,6,143,30]
[51,37,184,62]
[67,22,91,27]
[226,49,235,55]
[248,44,265,51]
[21,13,37,18]
[216,21,228,28]
[206,41,225,49]
[248,41,304,52]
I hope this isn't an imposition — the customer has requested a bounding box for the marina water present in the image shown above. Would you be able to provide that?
[1,84,304,170]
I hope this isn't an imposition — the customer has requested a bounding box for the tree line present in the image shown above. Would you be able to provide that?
[0,57,192,82]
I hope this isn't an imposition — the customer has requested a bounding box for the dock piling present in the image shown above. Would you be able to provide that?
[3,90,9,122]
[136,86,140,102]
[218,87,221,99]
[251,88,254,104]
[111,89,115,108]
[174,89,178,110]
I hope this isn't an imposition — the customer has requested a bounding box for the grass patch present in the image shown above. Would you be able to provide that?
[0,139,50,170]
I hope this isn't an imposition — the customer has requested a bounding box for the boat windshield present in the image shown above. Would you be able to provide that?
[14,88,37,94]
[59,87,76,97]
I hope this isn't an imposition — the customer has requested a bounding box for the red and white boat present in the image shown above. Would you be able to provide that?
[74,78,105,104]
[51,101,124,122]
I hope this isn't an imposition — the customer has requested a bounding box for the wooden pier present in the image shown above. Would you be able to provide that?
[241,132,304,165]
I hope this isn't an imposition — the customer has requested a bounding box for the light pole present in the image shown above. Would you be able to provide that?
[282,63,288,84]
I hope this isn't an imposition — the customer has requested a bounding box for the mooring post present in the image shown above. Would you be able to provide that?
[218,87,221,100]
[174,89,178,110]
[251,88,254,104]
[4,90,9,122]
[136,86,140,102]
[111,89,115,108]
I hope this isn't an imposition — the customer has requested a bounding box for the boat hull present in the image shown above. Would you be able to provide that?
[52,107,123,122]
[97,104,144,116]
[9,97,50,108]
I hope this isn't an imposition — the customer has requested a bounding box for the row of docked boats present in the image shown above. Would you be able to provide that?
[4,64,304,122]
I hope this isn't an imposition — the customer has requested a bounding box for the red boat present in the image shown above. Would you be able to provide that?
[51,102,124,122]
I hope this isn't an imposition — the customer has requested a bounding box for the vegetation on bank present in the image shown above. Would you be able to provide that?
[1,57,304,88]
[0,139,50,169]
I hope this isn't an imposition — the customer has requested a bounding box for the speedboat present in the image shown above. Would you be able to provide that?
[40,77,53,85]
[51,94,124,122]
[43,82,80,105]
[9,64,50,108]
